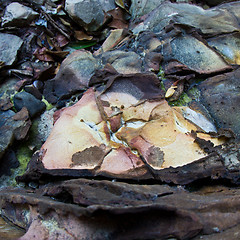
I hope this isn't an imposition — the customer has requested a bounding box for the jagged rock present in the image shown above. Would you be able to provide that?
[131,1,240,35]
[1,2,39,27]
[13,91,46,118]
[0,33,23,67]
[65,0,116,32]
[0,108,31,160]
[1,179,240,239]
[43,50,101,103]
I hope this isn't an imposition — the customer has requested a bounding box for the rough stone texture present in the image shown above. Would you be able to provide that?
[1,2,39,27]
[18,70,240,185]
[65,0,116,32]
[198,68,240,139]
[43,50,101,103]
[0,33,23,67]
[131,1,240,35]
[101,50,143,74]
[1,179,240,239]
[0,108,31,160]
[130,0,165,19]
[13,91,46,118]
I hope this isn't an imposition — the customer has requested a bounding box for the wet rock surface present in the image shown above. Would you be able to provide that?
[0,0,240,239]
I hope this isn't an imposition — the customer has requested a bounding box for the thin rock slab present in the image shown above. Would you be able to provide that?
[1,179,240,239]
[131,1,240,36]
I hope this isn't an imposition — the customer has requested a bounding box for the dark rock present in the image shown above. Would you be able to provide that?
[0,149,19,177]
[13,91,46,118]
[0,33,23,67]
[198,68,240,139]
[1,2,39,27]
[131,1,240,35]
[24,85,42,100]
[65,0,116,32]
[0,108,31,159]
[43,50,100,103]
[1,179,240,239]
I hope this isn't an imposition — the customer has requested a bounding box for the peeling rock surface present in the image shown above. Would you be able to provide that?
[0,0,240,239]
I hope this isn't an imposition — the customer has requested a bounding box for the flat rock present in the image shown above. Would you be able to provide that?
[131,1,240,35]
[0,33,23,67]
[1,2,39,27]
[18,70,240,185]
[1,179,240,239]
[65,0,116,32]
[13,91,46,118]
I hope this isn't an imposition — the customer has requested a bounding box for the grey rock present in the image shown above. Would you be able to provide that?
[2,2,39,27]
[130,0,165,19]
[65,0,116,32]
[43,50,101,103]
[0,33,23,66]
[101,50,143,74]
[131,1,240,35]
[0,109,30,159]
[13,92,46,118]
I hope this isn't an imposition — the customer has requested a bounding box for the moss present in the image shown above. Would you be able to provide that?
[42,97,54,111]
[169,92,192,106]
[157,67,165,80]
[16,145,33,176]
[188,86,201,101]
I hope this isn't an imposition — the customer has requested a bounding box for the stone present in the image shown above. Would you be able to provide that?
[130,0,165,19]
[13,91,46,118]
[43,50,101,103]
[101,50,143,74]
[131,1,240,35]
[198,68,240,139]
[65,0,116,32]
[19,71,238,184]
[1,2,39,27]
[0,108,31,160]
[1,179,240,239]
[0,33,23,67]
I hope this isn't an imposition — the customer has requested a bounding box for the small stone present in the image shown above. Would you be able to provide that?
[2,2,39,27]
[0,33,23,67]
[65,0,116,32]
[13,91,46,118]
[0,109,30,159]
